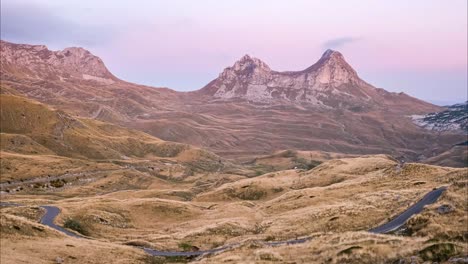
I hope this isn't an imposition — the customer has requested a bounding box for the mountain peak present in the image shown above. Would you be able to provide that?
[307,48,358,82]
[62,47,92,56]
[213,54,271,81]
[201,49,368,104]
[317,49,348,65]
[321,49,342,58]
[1,40,116,84]
[231,54,271,72]
[239,54,253,61]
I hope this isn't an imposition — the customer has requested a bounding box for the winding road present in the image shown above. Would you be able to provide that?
[369,187,447,234]
[39,206,83,238]
[0,187,447,257]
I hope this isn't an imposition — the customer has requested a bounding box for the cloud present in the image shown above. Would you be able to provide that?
[0,1,116,48]
[322,37,361,49]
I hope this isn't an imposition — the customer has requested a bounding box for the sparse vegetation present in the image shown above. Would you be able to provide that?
[177,242,194,251]
[50,179,66,188]
[63,218,88,236]
[292,157,322,170]
[237,188,266,200]
[143,255,189,264]
[338,246,363,255]
[419,243,459,262]
[272,187,284,193]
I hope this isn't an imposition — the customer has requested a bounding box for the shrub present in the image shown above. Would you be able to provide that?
[238,188,266,200]
[292,158,322,170]
[63,218,88,235]
[272,187,284,193]
[178,242,193,251]
[50,179,66,188]
[419,243,459,262]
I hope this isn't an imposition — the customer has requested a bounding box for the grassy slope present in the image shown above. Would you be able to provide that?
[0,96,466,263]
[0,94,226,184]
[2,155,466,263]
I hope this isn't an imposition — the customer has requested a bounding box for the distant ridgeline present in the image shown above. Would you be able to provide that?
[412,101,468,134]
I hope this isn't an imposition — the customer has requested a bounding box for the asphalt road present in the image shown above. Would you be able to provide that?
[39,206,84,239]
[0,186,447,257]
[368,186,447,234]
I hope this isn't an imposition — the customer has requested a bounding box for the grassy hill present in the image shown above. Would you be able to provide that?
[0,94,229,185]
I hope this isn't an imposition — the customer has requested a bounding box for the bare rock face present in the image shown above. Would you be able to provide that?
[199,49,427,110]
[0,40,116,84]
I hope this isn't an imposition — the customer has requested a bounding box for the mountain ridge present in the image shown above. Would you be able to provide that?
[0,40,438,113]
[197,49,437,113]
[0,40,117,85]
[1,40,464,164]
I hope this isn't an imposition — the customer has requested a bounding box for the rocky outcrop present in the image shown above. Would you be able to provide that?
[0,40,116,84]
[199,50,438,112]
[412,102,468,133]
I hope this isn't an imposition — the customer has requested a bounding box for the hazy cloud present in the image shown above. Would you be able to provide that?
[0,1,116,47]
[322,37,361,49]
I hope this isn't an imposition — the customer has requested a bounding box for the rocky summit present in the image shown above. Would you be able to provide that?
[0,40,116,84]
[199,50,433,112]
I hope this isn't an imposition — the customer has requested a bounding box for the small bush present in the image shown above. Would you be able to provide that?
[50,179,66,188]
[238,188,266,200]
[178,242,193,251]
[419,243,459,262]
[255,170,264,176]
[63,218,88,235]
[272,187,284,193]
[124,240,153,248]
[292,158,322,170]
[329,176,345,185]
[281,150,296,158]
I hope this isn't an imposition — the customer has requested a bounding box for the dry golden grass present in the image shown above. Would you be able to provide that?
[0,151,119,183]
[0,95,224,166]
[0,214,148,264]
[2,155,466,263]
[1,95,466,263]
[250,149,355,171]
[195,232,466,263]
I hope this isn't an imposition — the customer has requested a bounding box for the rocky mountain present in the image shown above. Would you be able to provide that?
[0,40,181,124]
[1,40,116,85]
[1,40,465,164]
[199,50,436,113]
[412,102,468,133]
